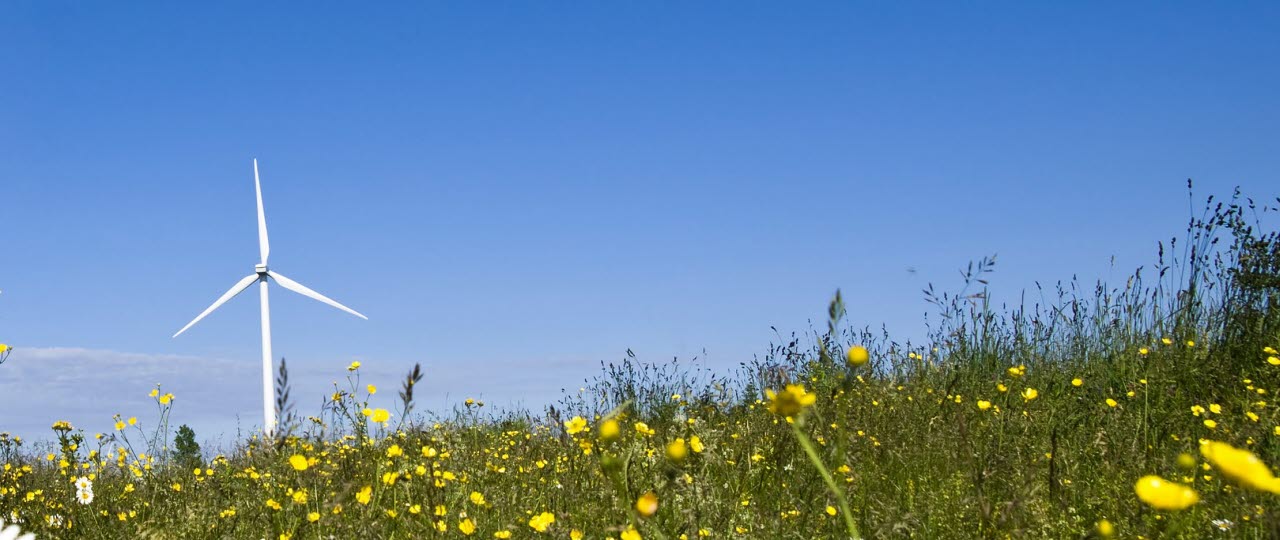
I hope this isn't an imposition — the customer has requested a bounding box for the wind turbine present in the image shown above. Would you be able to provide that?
[173,159,367,435]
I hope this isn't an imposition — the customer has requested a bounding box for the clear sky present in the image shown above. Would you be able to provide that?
[2,2,1277,445]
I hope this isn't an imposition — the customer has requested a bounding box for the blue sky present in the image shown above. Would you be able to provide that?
[2,2,1277,444]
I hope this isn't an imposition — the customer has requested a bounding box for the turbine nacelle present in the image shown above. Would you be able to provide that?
[255,264,269,275]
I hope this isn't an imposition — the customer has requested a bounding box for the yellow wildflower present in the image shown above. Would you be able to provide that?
[1134,475,1198,510]
[766,384,816,417]
[599,419,621,442]
[288,454,308,471]
[1199,440,1280,493]
[666,438,688,463]
[355,485,372,505]
[459,518,476,535]
[564,416,588,435]
[636,491,659,517]
[846,346,869,367]
[528,511,555,532]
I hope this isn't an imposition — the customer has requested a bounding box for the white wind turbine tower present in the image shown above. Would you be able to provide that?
[173,159,367,436]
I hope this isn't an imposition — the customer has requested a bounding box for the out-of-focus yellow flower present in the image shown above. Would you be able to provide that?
[689,435,704,453]
[367,384,377,395]
[386,445,403,458]
[1096,519,1115,537]
[1161,337,1173,345]
[636,491,659,517]
[621,527,643,540]
[348,361,361,371]
[666,438,688,463]
[599,419,621,442]
[570,529,584,540]
[977,400,992,411]
[1007,365,1026,378]
[1071,378,1083,387]
[470,491,486,506]
[1134,475,1198,510]
[159,393,174,405]
[459,518,476,535]
[1268,356,1280,366]
[494,531,512,539]
[826,505,837,516]
[1204,419,1218,429]
[1021,388,1038,402]
[355,485,372,505]
[846,346,869,367]
[307,512,320,523]
[1139,347,1150,356]
[564,416,588,435]
[288,454,308,471]
[1200,440,1280,493]
[1177,453,1197,470]
[528,511,555,532]
[1105,399,1118,408]
[371,409,391,424]
[766,384,816,417]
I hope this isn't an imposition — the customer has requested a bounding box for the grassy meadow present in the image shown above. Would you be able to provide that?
[3,190,1280,539]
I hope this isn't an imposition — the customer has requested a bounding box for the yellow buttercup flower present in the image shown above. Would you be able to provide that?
[459,518,476,535]
[1021,388,1038,402]
[689,435,704,453]
[636,491,659,517]
[846,346,869,367]
[666,438,688,463]
[766,384,816,417]
[288,454,308,471]
[620,527,642,540]
[370,408,391,424]
[1134,475,1198,510]
[564,416,588,435]
[1199,440,1280,493]
[347,361,361,371]
[1096,519,1115,537]
[367,384,377,395]
[599,419,621,442]
[1071,378,1083,387]
[355,485,372,505]
[977,400,992,411]
[527,511,555,532]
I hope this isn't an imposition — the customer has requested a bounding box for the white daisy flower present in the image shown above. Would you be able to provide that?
[0,516,35,540]
[73,477,92,491]
[75,488,93,505]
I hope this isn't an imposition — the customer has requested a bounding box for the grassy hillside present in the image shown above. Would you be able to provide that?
[2,189,1280,539]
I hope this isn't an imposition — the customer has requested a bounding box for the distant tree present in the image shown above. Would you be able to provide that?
[173,424,201,468]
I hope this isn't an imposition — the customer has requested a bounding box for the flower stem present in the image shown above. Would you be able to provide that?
[791,420,861,539]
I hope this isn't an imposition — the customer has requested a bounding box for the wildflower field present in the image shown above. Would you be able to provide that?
[3,191,1280,539]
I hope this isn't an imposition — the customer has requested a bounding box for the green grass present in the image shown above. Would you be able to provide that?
[2,189,1279,539]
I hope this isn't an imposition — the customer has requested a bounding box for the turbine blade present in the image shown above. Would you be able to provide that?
[172,274,260,337]
[254,159,270,265]
[267,271,368,320]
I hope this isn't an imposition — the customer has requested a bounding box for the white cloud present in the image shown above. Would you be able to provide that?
[0,347,258,445]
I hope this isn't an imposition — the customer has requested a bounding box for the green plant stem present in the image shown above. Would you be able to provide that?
[791,419,861,539]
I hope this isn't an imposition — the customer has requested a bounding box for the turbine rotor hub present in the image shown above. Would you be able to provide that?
[255,264,269,275]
